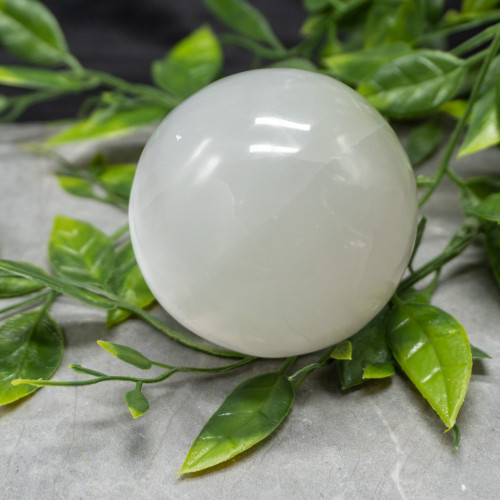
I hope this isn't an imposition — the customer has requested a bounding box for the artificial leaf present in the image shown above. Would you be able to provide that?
[152,26,222,98]
[57,176,95,198]
[406,120,443,167]
[49,216,115,285]
[125,388,150,419]
[97,340,152,370]
[364,0,425,48]
[399,274,439,305]
[330,340,352,360]
[358,50,465,118]
[0,259,116,309]
[469,192,500,222]
[387,301,472,428]
[180,372,294,473]
[462,0,500,12]
[465,176,500,199]
[0,264,44,298]
[98,164,136,199]
[485,224,500,288]
[0,0,71,66]
[440,99,468,120]
[337,308,393,389]
[303,0,330,12]
[471,345,491,359]
[203,0,281,48]
[459,88,500,156]
[362,362,395,379]
[106,241,154,327]
[0,309,63,405]
[426,0,445,24]
[323,43,411,85]
[46,105,168,146]
[0,66,83,90]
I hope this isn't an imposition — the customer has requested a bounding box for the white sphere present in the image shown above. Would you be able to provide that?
[129,69,417,358]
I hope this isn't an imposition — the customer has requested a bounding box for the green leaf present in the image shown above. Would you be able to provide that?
[125,388,150,419]
[46,105,168,146]
[0,309,63,405]
[406,120,444,167]
[364,0,425,48]
[399,274,439,305]
[358,50,466,118]
[362,362,395,379]
[330,340,352,360]
[440,99,468,120]
[387,301,472,429]
[486,224,500,288]
[203,0,281,49]
[97,340,152,370]
[426,0,445,24]
[98,164,136,199]
[0,66,84,90]
[471,344,491,359]
[180,372,294,473]
[303,0,331,12]
[106,241,155,327]
[459,88,500,156]
[323,43,411,85]
[57,176,95,198]
[271,58,317,72]
[0,265,44,298]
[337,308,393,389]
[469,193,500,222]
[466,176,500,200]
[0,260,116,309]
[152,26,222,99]
[49,216,114,286]
[0,0,71,67]
[462,0,500,12]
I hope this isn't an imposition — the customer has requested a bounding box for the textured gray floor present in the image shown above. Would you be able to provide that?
[0,124,499,499]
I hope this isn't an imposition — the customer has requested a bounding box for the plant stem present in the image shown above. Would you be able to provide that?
[110,223,130,242]
[0,290,52,317]
[15,356,256,388]
[418,28,500,208]
[288,345,337,388]
[279,356,297,375]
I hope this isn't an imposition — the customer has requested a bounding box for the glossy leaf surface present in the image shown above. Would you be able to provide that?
[57,176,95,198]
[337,308,393,389]
[0,0,70,66]
[152,26,222,98]
[49,216,114,285]
[98,164,136,199]
[0,310,63,405]
[364,0,424,48]
[98,340,152,369]
[330,340,352,360]
[323,43,411,85]
[387,302,472,428]
[470,193,500,222]
[358,50,465,118]
[125,388,150,419]
[459,88,500,156]
[106,241,154,327]
[0,265,43,298]
[46,105,168,146]
[0,260,115,309]
[180,372,294,473]
[203,0,281,47]
[363,362,395,379]
[406,120,443,167]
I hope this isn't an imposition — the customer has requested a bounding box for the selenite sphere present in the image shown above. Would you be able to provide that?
[129,68,417,358]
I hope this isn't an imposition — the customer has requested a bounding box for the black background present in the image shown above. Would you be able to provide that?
[0,0,465,121]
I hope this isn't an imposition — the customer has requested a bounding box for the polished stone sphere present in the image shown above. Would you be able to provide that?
[129,68,417,358]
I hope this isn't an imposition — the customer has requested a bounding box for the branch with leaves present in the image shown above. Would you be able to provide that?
[0,0,499,474]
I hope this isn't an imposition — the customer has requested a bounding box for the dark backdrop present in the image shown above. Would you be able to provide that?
[0,0,464,121]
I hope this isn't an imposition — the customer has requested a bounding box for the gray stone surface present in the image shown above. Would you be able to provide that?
[0,123,499,499]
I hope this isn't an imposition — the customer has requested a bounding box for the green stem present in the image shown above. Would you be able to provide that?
[451,24,498,56]
[85,70,181,108]
[279,356,297,375]
[0,290,52,316]
[110,223,130,242]
[15,357,256,388]
[418,28,500,208]
[289,345,337,388]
